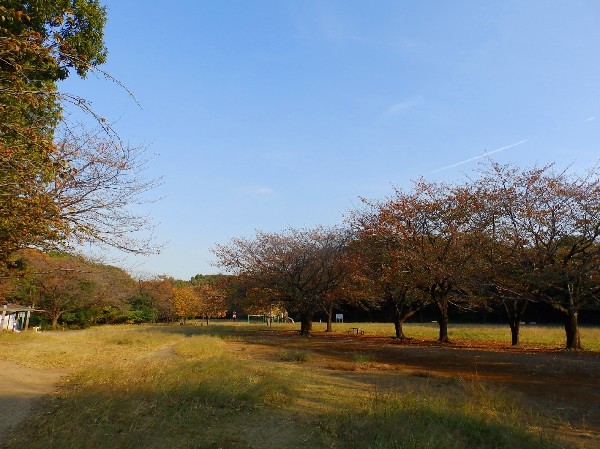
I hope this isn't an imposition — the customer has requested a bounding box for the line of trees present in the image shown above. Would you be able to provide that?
[213,162,600,349]
[2,249,229,329]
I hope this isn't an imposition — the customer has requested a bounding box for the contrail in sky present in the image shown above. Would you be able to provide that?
[428,139,527,174]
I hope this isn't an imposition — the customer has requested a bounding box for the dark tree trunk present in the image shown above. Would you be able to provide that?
[393,318,405,338]
[325,306,333,332]
[502,299,527,346]
[559,285,582,350]
[300,312,313,336]
[392,303,407,338]
[564,308,581,350]
[389,289,422,339]
[435,295,449,343]
[509,320,521,346]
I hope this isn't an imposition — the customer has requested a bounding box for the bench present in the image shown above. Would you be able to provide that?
[347,327,364,335]
[391,336,413,344]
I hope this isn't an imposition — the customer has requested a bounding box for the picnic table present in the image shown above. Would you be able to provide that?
[347,327,364,335]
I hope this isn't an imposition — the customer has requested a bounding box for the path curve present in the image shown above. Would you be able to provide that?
[0,360,66,445]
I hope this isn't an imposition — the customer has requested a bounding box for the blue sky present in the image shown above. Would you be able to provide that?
[62,1,600,279]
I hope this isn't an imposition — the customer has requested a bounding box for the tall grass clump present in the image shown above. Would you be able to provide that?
[278,349,312,362]
[315,379,567,449]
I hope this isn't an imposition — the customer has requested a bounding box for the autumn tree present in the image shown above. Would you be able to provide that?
[8,248,137,328]
[172,284,200,324]
[361,180,483,342]
[194,282,228,325]
[137,276,176,322]
[476,163,600,349]
[213,226,351,336]
[0,0,107,151]
[346,224,429,338]
[470,163,542,345]
[52,127,160,254]
[80,258,137,324]
[1,2,159,266]
[0,1,107,263]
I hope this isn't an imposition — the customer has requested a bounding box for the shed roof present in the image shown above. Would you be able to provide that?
[1,304,40,313]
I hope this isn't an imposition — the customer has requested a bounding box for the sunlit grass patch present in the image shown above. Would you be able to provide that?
[354,352,374,365]
[318,322,600,351]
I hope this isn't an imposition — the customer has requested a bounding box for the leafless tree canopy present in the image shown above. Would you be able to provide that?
[52,126,162,255]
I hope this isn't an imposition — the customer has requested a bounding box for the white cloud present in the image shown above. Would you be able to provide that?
[585,116,595,122]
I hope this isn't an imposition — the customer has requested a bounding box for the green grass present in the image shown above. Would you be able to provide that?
[0,323,590,448]
[353,352,374,365]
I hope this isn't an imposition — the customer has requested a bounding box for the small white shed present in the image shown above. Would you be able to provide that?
[0,303,37,331]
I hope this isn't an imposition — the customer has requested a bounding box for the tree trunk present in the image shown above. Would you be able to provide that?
[325,306,333,332]
[390,291,420,339]
[435,295,449,343]
[564,308,581,350]
[502,299,527,346]
[509,320,520,346]
[300,313,313,336]
[393,318,405,338]
[392,293,406,338]
[393,305,406,338]
[52,314,60,330]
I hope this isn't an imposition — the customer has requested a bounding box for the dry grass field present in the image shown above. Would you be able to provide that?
[1,322,599,449]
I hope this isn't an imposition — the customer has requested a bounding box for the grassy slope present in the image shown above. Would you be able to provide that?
[1,323,592,449]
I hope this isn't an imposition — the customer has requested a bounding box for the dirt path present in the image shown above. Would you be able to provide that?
[0,361,66,445]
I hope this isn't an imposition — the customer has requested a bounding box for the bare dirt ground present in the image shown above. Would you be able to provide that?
[0,361,66,446]
[243,330,600,448]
